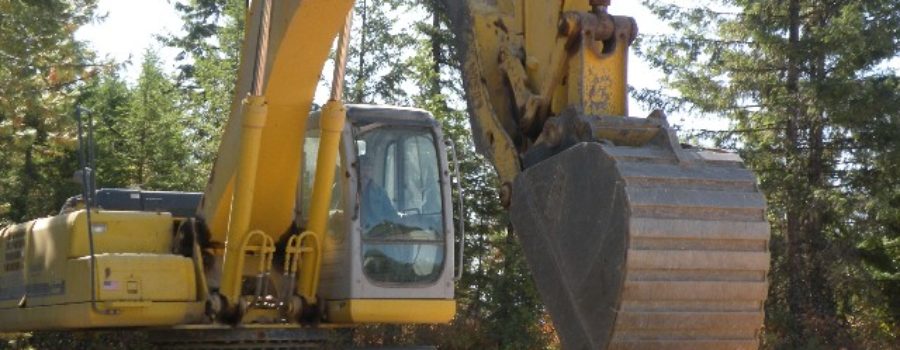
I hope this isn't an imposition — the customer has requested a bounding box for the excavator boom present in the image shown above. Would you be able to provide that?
[0,1,770,349]
[442,1,771,348]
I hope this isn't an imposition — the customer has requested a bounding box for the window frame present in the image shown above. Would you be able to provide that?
[353,124,448,287]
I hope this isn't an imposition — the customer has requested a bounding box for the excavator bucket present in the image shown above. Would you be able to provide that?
[439,0,771,346]
[511,139,770,349]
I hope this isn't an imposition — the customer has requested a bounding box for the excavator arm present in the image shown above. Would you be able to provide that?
[198,0,354,313]
[0,1,769,348]
[200,0,773,347]
[442,1,771,349]
[441,0,636,193]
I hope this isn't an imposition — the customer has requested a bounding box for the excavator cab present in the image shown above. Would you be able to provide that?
[0,0,772,347]
[0,105,456,335]
[302,105,457,323]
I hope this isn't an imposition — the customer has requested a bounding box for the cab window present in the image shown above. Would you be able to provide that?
[356,126,445,284]
[300,129,347,241]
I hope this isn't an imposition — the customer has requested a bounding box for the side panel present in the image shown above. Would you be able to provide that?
[0,211,203,331]
[0,222,29,307]
[0,301,203,331]
[65,211,173,257]
[24,216,72,307]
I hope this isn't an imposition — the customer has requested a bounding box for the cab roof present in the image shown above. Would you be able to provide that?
[310,104,440,129]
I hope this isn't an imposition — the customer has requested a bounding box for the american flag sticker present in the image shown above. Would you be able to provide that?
[102,280,119,290]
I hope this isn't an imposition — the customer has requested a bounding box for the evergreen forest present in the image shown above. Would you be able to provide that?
[0,0,897,349]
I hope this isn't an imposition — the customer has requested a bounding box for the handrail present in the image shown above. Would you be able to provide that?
[231,229,275,313]
[446,140,465,280]
[76,106,112,315]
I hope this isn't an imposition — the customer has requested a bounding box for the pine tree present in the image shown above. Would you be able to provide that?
[114,51,196,190]
[156,1,555,347]
[363,1,555,347]
[0,0,98,224]
[345,0,416,105]
[77,52,197,192]
[634,1,900,347]
[79,70,132,189]
[163,0,245,174]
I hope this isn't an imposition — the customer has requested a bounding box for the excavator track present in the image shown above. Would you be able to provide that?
[511,141,770,350]
[147,327,329,349]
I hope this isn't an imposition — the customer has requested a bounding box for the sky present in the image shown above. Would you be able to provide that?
[75,0,184,82]
[74,0,726,131]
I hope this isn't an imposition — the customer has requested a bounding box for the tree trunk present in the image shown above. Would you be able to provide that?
[429,1,441,98]
[784,0,847,345]
[12,146,36,222]
[784,0,805,335]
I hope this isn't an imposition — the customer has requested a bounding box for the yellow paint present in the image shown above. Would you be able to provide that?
[0,301,204,331]
[219,96,268,304]
[298,100,346,303]
[60,211,172,257]
[0,210,201,330]
[223,230,276,305]
[190,227,211,301]
[463,0,633,188]
[568,37,629,116]
[0,227,202,331]
[239,306,283,324]
[84,254,197,303]
[463,8,522,186]
[1,210,178,314]
[471,10,517,135]
[201,0,355,245]
[285,231,311,271]
[523,0,589,92]
[103,301,153,308]
[326,299,456,324]
[463,0,636,167]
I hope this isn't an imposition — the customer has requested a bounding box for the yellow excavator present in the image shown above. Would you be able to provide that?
[0,0,771,349]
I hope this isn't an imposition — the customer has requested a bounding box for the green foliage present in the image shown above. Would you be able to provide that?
[162,0,245,175]
[345,1,555,348]
[2,1,552,348]
[412,48,554,350]
[78,68,131,188]
[0,331,153,350]
[346,0,417,104]
[635,1,900,348]
[1,5,206,345]
[0,0,98,222]
[83,52,199,191]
